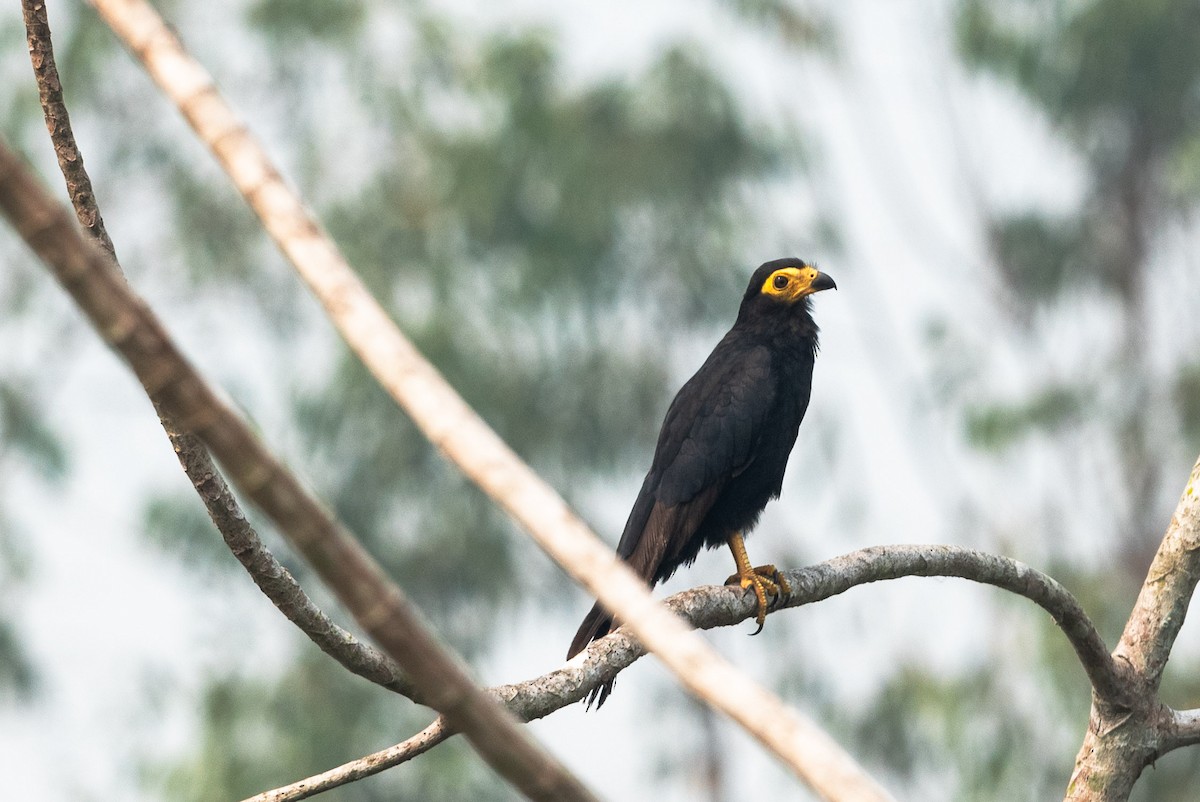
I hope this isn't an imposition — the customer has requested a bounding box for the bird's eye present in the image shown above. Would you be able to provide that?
[773,274,789,290]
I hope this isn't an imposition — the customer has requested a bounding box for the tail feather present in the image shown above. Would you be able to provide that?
[567,601,617,708]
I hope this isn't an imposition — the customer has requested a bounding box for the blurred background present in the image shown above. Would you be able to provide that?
[2,0,1199,799]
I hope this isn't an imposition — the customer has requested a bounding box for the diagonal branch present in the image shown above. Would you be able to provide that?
[168,431,414,696]
[84,3,892,798]
[20,0,415,702]
[252,543,1120,801]
[1066,453,1200,801]
[244,718,451,802]
[1112,456,1200,694]
[22,0,116,258]
[0,137,596,802]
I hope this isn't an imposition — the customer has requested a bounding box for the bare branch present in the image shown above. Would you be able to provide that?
[84,3,892,798]
[243,719,451,802]
[167,433,414,696]
[1112,455,1200,693]
[1067,453,1200,801]
[21,0,116,257]
[1161,708,1200,755]
[0,138,596,802]
[772,545,1124,705]
[251,543,1123,801]
[20,0,415,702]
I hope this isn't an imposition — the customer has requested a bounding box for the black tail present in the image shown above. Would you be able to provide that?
[567,601,616,708]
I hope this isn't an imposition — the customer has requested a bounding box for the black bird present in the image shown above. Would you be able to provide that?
[567,257,836,707]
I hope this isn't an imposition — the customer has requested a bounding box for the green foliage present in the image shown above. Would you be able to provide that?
[858,663,1077,798]
[958,0,1200,160]
[156,653,514,802]
[319,32,783,489]
[120,10,799,798]
[142,492,240,571]
[164,164,268,284]
[1174,363,1200,446]
[719,0,829,47]
[986,212,1083,300]
[958,0,1200,303]
[0,383,67,481]
[934,7,1200,798]
[965,384,1086,451]
[247,0,366,45]
[0,619,36,701]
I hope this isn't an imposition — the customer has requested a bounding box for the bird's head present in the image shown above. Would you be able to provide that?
[739,258,836,319]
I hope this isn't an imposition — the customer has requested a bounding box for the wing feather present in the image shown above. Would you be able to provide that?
[615,341,776,583]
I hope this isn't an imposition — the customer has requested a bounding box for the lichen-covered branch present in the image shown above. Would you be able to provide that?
[243,718,450,802]
[250,543,1125,802]
[1162,708,1200,754]
[771,544,1125,705]
[1112,457,1200,690]
[0,137,596,802]
[1067,453,1200,801]
[20,0,415,702]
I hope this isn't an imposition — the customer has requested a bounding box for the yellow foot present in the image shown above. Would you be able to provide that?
[724,564,791,635]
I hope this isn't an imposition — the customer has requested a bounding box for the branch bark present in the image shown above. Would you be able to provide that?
[21,0,115,256]
[773,545,1125,704]
[1162,708,1200,753]
[84,3,892,798]
[169,431,414,697]
[0,137,596,802]
[244,719,451,802]
[252,543,1124,801]
[20,0,415,702]
[1067,453,1200,800]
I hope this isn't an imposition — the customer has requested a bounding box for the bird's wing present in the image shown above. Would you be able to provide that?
[655,342,775,505]
[615,343,776,576]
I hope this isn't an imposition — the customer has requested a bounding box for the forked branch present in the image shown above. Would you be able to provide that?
[1067,454,1200,801]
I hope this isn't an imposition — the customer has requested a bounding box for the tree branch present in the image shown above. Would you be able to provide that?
[243,718,451,802]
[20,0,416,702]
[772,545,1125,705]
[21,0,116,257]
[84,4,893,798]
[1112,456,1200,693]
[1161,708,1200,754]
[250,543,1123,801]
[1067,453,1200,801]
[168,432,415,697]
[0,137,596,802]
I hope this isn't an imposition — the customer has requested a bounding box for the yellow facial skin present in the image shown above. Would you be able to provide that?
[760,266,825,303]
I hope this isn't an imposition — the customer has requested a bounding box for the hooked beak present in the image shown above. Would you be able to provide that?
[809,271,837,294]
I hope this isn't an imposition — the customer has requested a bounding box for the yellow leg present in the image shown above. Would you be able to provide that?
[724,532,791,635]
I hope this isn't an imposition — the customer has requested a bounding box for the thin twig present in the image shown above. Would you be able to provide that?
[0,137,596,802]
[85,3,893,798]
[22,0,116,257]
[243,719,451,802]
[254,543,1121,802]
[20,0,415,702]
